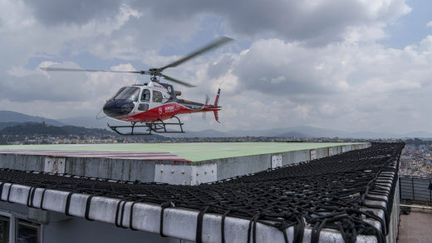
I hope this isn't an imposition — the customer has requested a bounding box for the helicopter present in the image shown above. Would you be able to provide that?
[41,37,233,135]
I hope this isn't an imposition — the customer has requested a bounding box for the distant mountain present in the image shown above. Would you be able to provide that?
[277,131,309,138]
[0,122,20,130]
[346,131,394,139]
[166,127,307,138]
[269,126,345,138]
[0,111,63,126]
[0,122,112,136]
[206,126,346,138]
[2,111,431,139]
[178,125,432,139]
[168,129,229,138]
[59,116,108,129]
[175,126,342,138]
[400,131,432,139]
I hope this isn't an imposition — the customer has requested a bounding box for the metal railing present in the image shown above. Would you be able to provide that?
[400,176,432,205]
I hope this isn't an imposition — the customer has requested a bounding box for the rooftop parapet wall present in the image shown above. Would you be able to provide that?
[0,143,403,243]
[0,143,369,185]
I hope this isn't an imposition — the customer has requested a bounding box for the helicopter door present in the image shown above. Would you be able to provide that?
[138,89,150,111]
[152,90,163,103]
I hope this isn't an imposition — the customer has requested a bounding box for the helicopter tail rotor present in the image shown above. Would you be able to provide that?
[213,110,220,123]
[213,88,221,123]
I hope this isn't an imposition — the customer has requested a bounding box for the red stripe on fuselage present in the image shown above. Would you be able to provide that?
[120,102,220,123]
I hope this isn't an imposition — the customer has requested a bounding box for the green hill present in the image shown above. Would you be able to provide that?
[0,122,111,136]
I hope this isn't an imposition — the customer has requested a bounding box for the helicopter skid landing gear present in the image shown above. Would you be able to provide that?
[108,116,185,136]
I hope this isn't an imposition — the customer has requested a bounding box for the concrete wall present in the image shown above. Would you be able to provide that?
[208,143,369,181]
[44,216,171,243]
[65,157,159,182]
[386,178,400,243]
[0,154,167,182]
[0,201,172,243]
[0,143,370,185]
[0,154,45,171]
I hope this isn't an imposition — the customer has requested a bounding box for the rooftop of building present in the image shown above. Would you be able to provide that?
[0,142,361,162]
[0,142,404,242]
[398,206,432,242]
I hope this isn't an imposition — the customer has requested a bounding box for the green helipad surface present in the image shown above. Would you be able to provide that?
[0,142,361,162]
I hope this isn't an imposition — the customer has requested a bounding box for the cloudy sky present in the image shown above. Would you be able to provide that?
[0,0,431,133]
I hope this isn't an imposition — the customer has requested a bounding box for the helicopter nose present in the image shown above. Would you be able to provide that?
[103,99,135,117]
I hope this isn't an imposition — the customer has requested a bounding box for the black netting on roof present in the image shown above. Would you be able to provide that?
[0,143,404,243]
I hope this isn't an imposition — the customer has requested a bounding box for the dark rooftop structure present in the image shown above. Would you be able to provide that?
[0,142,403,243]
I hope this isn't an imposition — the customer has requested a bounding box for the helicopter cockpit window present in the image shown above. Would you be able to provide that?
[113,87,140,102]
[152,90,163,103]
[112,87,126,99]
[141,89,150,102]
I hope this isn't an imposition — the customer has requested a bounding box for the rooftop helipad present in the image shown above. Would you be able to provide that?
[0,142,360,162]
[0,143,404,243]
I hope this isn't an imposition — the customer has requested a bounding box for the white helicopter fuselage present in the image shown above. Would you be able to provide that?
[102,81,221,123]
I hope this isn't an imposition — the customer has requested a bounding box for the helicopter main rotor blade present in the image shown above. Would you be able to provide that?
[159,36,233,71]
[40,67,146,75]
[161,74,196,87]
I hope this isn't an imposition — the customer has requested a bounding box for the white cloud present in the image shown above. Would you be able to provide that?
[427,21,432,28]
[344,23,388,43]
[2,0,432,135]
[133,0,411,45]
[16,0,413,46]
[0,62,138,104]
[194,35,432,133]
[0,0,35,31]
